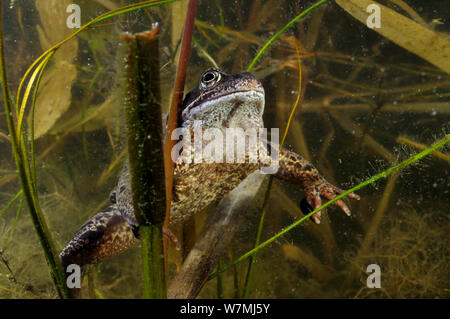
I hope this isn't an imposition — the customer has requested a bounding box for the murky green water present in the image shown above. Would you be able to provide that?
[0,0,448,298]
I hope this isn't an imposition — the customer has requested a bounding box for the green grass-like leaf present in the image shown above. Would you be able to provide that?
[247,0,331,71]
[1,0,179,299]
[209,134,450,280]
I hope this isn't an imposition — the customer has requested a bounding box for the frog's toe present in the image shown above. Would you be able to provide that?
[302,180,359,223]
[304,192,323,224]
[331,185,360,201]
[163,226,180,250]
[311,211,322,224]
[348,192,360,200]
[336,198,351,216]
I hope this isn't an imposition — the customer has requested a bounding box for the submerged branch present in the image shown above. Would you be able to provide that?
[168,172,265,299]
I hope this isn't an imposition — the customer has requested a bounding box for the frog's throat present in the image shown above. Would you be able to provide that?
[182,90,265,124]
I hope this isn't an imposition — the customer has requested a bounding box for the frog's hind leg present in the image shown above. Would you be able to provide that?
[60,205,138,269]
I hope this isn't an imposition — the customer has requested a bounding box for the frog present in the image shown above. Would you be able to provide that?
[59,68,360,268]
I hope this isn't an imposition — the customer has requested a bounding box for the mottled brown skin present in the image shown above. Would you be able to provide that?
[276,149,359,222]
[59,206,138,268]
[60,68,359,268]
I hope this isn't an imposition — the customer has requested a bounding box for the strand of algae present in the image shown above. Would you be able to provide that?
[343,172,399,289]
[209,134,450,280]
[8,196,24,243]
[397,136,450,164]
[122,28,166,299]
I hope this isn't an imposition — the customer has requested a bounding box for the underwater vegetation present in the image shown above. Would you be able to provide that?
[0,0,449,298]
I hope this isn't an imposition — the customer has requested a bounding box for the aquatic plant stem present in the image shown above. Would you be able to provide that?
[30,51,55,192]
[247,0,331,71]
[140,225,165,298]
[0,4,72,299]
[122,29,166,298]
[1,1,178,299]
[163,0,197,271]
[216,259,223,298]
[209,134,450,280]
[242,177,272,298]
[0,190,23,218]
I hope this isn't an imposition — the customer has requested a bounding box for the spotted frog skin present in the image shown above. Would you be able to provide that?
[60,68,359,267]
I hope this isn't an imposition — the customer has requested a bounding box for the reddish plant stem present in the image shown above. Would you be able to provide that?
[163,0,198,274]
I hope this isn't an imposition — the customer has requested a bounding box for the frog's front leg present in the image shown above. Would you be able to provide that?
[274,148,360,224]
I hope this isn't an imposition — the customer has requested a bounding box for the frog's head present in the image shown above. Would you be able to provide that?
[181,68,265,130]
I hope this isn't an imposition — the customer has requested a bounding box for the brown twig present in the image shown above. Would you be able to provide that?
[167,172,265,299]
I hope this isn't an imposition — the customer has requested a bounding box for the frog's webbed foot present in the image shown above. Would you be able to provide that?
[303,180,360,224]
[275,148,360,224]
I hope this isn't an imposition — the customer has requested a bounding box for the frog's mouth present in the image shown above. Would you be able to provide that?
[182,89,265,122]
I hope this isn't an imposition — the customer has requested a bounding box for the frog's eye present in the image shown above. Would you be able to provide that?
[200,70,221,89]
